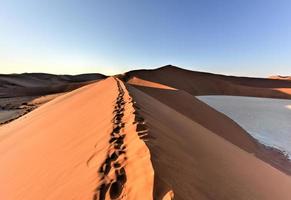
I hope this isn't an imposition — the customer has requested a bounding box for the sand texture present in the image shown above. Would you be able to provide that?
[0,77,153,199]
[1,66,291,199]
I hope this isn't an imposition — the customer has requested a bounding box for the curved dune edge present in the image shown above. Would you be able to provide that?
[124,66,291,99]
[274,88,291,96]
[127,77,176,90]
[0,77,154,200]
[126,75,291,175]
[128,84,291,200]
[92,78,154,199]
[1,71,291,200]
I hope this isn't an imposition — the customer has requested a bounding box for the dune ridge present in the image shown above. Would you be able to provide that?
[269,75,291,80]
[92,78,154,199]
[0,73,106,98]
[128,85,291,200]
[123,66,291,175]
[0,77,154,200]
[128,81,291,175]
[1,66,291,199]
[0,73,106,125]
[124,65,291,98]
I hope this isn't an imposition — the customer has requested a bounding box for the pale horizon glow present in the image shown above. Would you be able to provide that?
[1,0,291,77]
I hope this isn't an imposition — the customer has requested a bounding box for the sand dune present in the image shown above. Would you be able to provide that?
[0,73,106,98]
[0,77,153,199]
[1,66,291,199]
[124,65,291,98]
[127,80,291,174]
[0,73,106,125]
[269,75,291,80]
[128,85,291,199]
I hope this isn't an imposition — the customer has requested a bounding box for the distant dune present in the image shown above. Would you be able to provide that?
[123,65,291,99]
[0,73,106,124]
[1,66,291,199]
[0,73,106,98]
[269,75,291,80]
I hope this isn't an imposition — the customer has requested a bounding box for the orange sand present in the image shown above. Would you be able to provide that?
[0,77,153,199]
[128,85,291,200]
[1,66,291,200]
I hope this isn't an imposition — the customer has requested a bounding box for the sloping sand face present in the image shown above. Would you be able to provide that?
[2,72,291,200]
[0,77,153,200]
[0,73,106,98]
[125,65,291,99]
[128,85,291,200]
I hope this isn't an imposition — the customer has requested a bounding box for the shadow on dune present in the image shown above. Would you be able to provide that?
[0,73,107,98]
[123,65,291,99]
[129,84,291,177]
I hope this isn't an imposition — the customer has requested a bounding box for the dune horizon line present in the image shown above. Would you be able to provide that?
[0,66,291,199]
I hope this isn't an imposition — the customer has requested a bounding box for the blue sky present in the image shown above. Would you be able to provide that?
[1,0,291,77]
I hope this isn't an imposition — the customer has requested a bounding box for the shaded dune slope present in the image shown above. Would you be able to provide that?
[128,85,291,200]
[269,75,291,80]
[124,65,291,175]
[0,77,153,200]
[0,73,106,98]
[124,65,291,98]
[128,84,291,175]
[1,67,291,200]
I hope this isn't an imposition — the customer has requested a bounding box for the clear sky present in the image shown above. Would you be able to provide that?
[1,0,291,77]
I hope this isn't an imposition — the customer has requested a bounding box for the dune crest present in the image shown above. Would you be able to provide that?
[92,78,154,199]
[127,77,176,90]
[1,66,291,200]
[128,85,291,200]
[124,65,291,99]
[0,77,154,200]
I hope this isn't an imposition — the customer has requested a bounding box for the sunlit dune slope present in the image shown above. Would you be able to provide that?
[0,77,153,200]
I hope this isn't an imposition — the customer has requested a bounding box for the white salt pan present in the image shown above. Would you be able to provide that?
[197,96,291,159]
